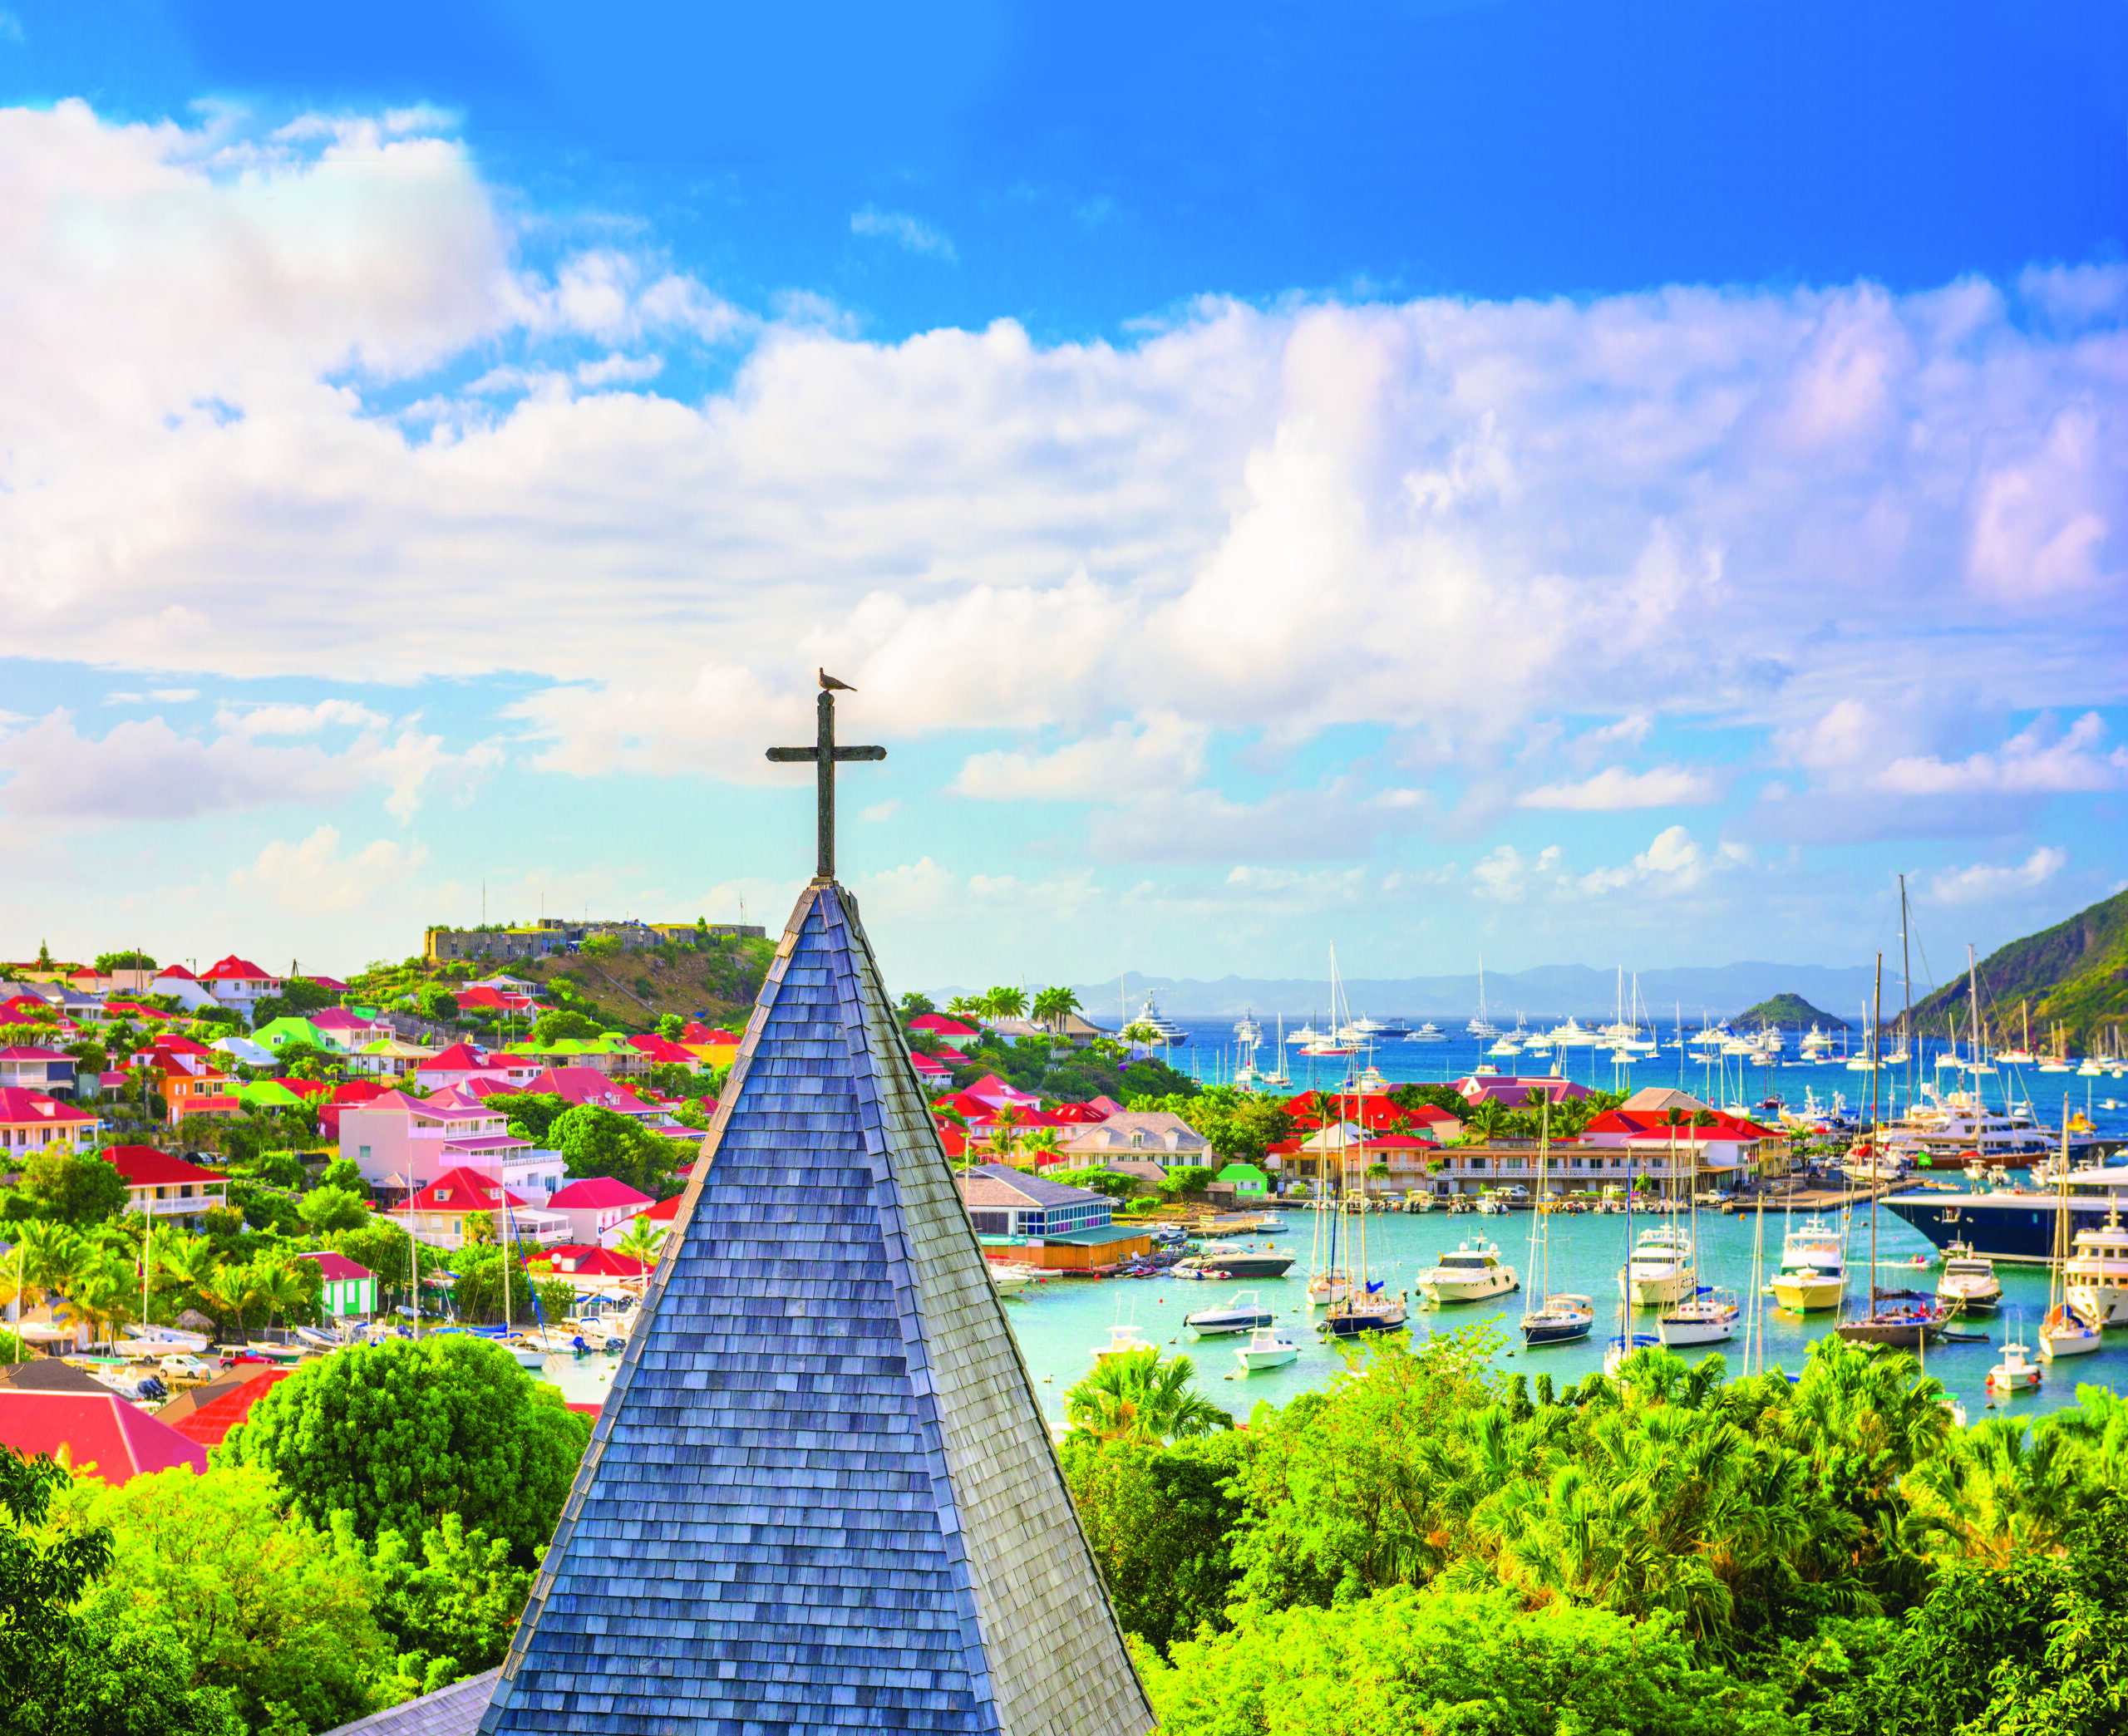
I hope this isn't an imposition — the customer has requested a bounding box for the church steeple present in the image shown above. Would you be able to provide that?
[478,877,1153,1736]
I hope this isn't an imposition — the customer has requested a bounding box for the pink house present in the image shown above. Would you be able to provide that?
[1451,1073,1594,1109]
[414,1041,515,1094]
[340,1088,565,1200]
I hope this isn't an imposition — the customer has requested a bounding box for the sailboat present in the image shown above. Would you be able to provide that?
[1835,951,1945,1350]
[1658,1158,1736,1346]
[1603,1153,1660,1375]
[1467,954,1500,1038]
[2039,1110,2102,1361]
[1319,950,1409,1339]
[1520,1094,1594,1345]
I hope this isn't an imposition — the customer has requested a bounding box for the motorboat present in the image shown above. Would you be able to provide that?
[1416,1239,1519,1305]
[1986,1340,2042,1392]
[1770,1218,1846,1311]
[1603,1333,1662,1377]
[2066,1212,2128,1325]
[1406,1023,1447,1043]
[1091,1320,1153,1363]
[1184,1290,1277,1337]
[1520,1293,1596,1346]
[2039,1303,2102,1360]
[989,1266,1034,1295]
[500,1336,549,1371]
[1619,1227,1696,1308]
[1233,1325,1301,1371]
[115,1324,211,1358]
[1936,1242,2002,1314]
[1656,1287,1741,1347]
[1172,1252,1294,1279]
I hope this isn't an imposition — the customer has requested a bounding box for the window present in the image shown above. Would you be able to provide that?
[1130,1130,1145,1148]
[359,1145,372,1163]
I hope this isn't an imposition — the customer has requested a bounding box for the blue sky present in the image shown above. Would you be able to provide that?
[2,2,2124,987]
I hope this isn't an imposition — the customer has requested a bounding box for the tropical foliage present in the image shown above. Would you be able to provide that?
[1066,1325,2128,1736]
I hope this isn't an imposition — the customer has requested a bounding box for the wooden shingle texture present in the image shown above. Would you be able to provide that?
[480,882,1152,1736]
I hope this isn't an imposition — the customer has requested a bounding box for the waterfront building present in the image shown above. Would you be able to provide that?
[1054,1108,1210,1168]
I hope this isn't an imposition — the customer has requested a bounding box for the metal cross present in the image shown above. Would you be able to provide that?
[766,691,886,881]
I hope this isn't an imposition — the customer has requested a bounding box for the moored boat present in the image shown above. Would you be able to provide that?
[1771,1217,1845,1311]
[1936,1242,2002,1314]
[1657,1286,1741,1347]
[1184,1289,1277,1337]
[2039,1302,2102,1360]
[1174,1252,1295,1280]
[1233,1325,1300,1370]
[1416,1239,1519,1305]
[1986,1340,2042,1392]
[1520,1293,1596,1345]
[1619,1226,1696,1308]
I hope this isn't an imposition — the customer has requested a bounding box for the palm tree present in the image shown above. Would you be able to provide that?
[255,1263,308,1332]
[616,1215,669,1267]
[986,986,1028,1020]
[199,1261,263,1338]
[989,1102,1027,1162]
[1032,986,1081,1034]
[1020,1129,1062,1167]
[1063,1346,1234,1447]
[945,995,983,1020]
[64,1255,138,1347]
[1467,1100,1514,1142]
[17,1222,85,1304]
[1119,1019,1163,1050]
[151,1232,219,1322]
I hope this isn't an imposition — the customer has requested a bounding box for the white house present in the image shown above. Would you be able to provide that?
[545,1176,654,1247]
[1054,1110,1209,1170]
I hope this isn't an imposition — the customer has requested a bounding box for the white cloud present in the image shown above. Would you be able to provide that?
[0,98,2122,896]
[1517,764,1718,809]
[860,799,904,822]
[1574,827,1746,897]
[850,207,957,261]
[1924,846,2068,905]
[0,707,495,825]
[953,716,1208,801]
[214,699,389,735]
[234,825,431,914]
[1877,712,2128,796]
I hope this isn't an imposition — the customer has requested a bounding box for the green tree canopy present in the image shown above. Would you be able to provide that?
[92,950,156,973]
[224,1335,591,1562]
[298,1185,372,1236]
[530,1010,602,1045]
[22,1149,127,1225]
[552,1104,684,1199]
[496,1091,572,1144]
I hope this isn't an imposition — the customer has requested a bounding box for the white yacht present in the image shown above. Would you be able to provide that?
[1406,1022,1447,1043]
[1619,1226,1696,1307]
[1232,1011,1263,1046]
[1133,993,1189,1046]
[1416,1240,1520,1304]
[1936,1242,2002,1315]
[2066,1212,2128,1326]
[1771,1218,1846,1311]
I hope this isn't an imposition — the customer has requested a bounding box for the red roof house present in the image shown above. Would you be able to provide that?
[0,1389,207,1484]
[0,1086,97,1153]
[166,1369,293,1448]
[387,1165,531,1249]
[547,1176,654,1247]
[100,1144,229,1222]
[907,1014,980,1048]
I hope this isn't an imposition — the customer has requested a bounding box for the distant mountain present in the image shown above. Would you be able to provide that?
[1734,992,1851,1031]
[1909,889,2128,1046]
[1018,961,1882,1023]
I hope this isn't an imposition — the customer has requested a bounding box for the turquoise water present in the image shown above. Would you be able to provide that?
[989,1202,2120,1426]
[537,1200,2120,1424]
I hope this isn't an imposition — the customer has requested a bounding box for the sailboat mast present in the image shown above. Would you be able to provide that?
[1869,952,1882,1311]
[1899,873,1914,1114]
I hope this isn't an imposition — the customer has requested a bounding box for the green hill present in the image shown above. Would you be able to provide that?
[1733,992,1850,1030]
[1909,888,2128,1048]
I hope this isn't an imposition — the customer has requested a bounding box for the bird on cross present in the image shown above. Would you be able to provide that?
[769,684,885,881]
